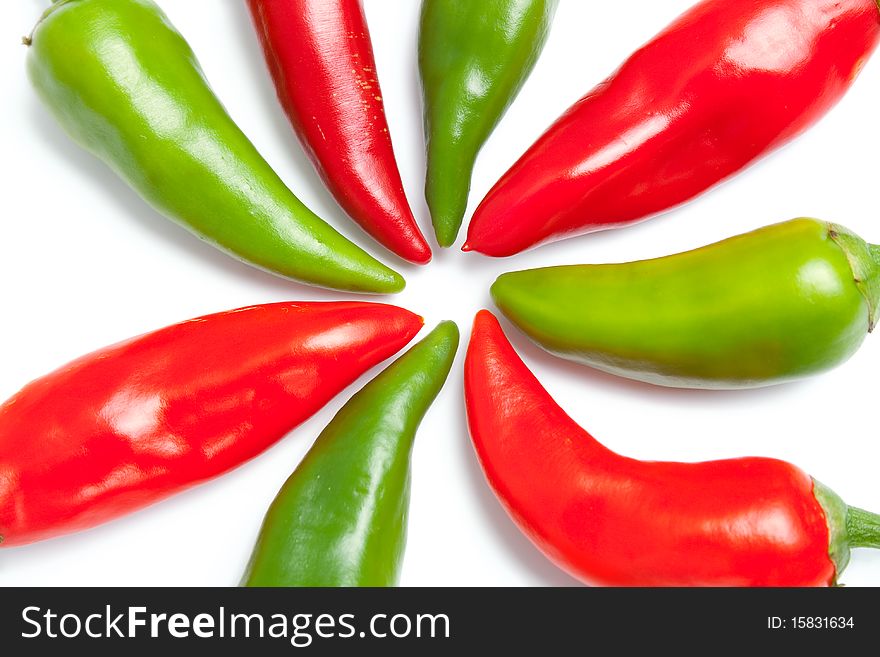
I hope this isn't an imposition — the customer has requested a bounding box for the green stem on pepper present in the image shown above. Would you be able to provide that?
[846,506,880,549]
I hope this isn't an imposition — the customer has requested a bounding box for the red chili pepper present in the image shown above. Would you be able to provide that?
[464,311,880,586]
[0,302,422,547]
[247,0,432,264]
[464,0,880,256]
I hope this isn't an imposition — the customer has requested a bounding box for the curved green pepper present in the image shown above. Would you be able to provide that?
[242,321,459,587]
[492,219,880,389]
[26,0,404,294]
[419,0,558,247]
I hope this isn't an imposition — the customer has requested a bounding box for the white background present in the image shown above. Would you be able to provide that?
[2,0,880,587]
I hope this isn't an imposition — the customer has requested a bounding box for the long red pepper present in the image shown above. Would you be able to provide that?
[247,0,432,264]
[465,311,880,586]
[464,0,880,256]
[0,302,422,547]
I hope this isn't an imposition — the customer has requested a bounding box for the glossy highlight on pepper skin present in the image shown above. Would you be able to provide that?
[247,0,431,265]
[243,321,458,587]
[27,0,404,293]
[464,311,880,586]
[0,302,423,547]
[419,0,558,247]
[465,0,880,256]
[492,219,880,389]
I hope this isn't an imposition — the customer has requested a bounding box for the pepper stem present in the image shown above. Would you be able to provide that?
[846,506,880,549]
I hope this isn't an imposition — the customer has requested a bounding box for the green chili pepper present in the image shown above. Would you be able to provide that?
[492,219,880,389]
[419,0,558,247]
[26,0,404,294]
[242,321,459,587]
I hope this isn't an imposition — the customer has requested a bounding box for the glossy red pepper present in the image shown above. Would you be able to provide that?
[0,302,422,547]
[465,311,880,586]
[464,0,880,256]
[247,0,431,264]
